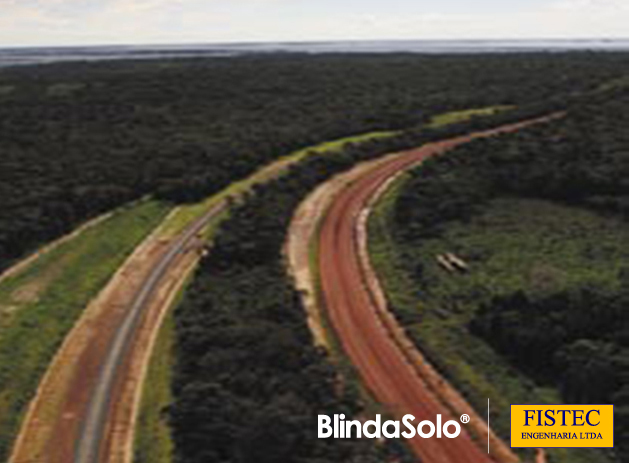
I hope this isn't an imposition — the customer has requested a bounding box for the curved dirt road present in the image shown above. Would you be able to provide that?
[74,202,226,463]
[10,202,225,463]
[317,117,558,462]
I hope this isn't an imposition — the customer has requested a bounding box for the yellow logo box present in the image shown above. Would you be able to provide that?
[511,405,613,448]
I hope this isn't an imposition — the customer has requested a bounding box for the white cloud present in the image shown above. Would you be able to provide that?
[108,0,187,14]
[325,0,629,40]
[552,0,629,10]
[0,3,70,30]
[0,0,628,46]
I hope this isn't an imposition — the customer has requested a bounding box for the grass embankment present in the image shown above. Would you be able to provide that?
[0,200,170,460]
[369,194,621,463]
[133,129,398,462]
[427,106,513,128]
[134,313,176,463]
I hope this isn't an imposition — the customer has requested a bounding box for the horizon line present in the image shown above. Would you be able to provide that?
[2,37,629,51]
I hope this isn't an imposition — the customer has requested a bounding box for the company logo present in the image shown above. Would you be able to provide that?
[511,405,614,448]
[318,414,463,439]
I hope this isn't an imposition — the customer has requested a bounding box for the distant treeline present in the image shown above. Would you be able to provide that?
[2,53,629,271]
[390,86,629,461]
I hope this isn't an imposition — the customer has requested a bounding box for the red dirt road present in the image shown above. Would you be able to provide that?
[317,117,559,462]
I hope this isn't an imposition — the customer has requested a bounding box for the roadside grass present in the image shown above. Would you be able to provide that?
[369,194,623,463]
[0,199,170,460]
[428,106,514,128]
[134,312,175,463]
[368,172,421,321]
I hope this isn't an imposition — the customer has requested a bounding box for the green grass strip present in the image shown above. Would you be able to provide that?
[428,106,514,128]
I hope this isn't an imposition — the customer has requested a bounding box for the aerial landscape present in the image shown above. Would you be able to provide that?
[1,1,628,463]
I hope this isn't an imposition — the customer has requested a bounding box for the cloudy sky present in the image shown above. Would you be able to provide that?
[0,0,628,47]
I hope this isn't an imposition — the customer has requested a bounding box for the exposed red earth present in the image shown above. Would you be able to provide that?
[317,116,560,462]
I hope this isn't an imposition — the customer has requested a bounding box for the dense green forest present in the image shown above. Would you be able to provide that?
[383,85,629,461]
[2,53,629,273]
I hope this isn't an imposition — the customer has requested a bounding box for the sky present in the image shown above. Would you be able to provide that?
[0,0,628,47]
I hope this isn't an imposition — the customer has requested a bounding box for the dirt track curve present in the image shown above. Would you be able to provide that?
[317,116,560,462]
[10,203,225,463]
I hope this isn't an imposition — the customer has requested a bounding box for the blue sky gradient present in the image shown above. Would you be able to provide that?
[0,0,627,47]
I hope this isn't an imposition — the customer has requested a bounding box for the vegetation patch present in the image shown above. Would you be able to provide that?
[371,197,623,462]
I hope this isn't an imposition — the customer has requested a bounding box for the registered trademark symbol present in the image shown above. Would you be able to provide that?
[460,414,471,424]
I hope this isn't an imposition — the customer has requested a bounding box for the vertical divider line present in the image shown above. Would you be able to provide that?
[488,398,490,454]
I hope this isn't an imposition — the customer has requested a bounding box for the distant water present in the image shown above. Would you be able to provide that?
[2,39,629,68]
